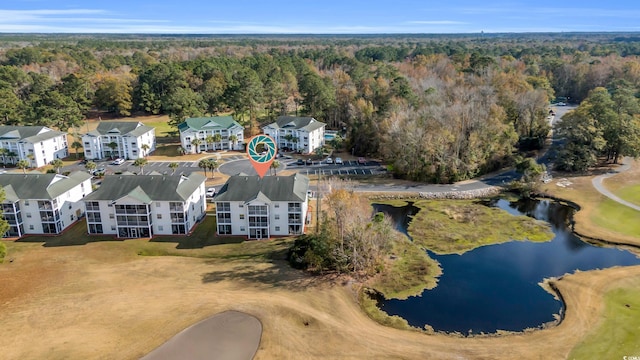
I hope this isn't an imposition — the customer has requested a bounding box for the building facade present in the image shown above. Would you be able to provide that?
[82,122,155,160]
[262,116,326,154]
[178,116,244,154]
[0,172,92,238]
[82,173,206,238]
[213,174,310,239]
[0,126,68,168]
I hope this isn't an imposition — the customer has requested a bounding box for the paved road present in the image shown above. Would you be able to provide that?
[591,157,640,211]
[219,156,385,177]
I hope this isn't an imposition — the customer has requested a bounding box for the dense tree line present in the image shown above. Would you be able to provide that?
[0,34,639,181]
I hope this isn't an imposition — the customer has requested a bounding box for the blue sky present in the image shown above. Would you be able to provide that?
[1,0,639,34]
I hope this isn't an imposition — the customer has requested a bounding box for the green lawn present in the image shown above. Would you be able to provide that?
[592,199,640,238]
[568,286,640,359]
[613,184,640,206]
[404,200,554,255]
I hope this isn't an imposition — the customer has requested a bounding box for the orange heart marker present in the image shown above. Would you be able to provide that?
[247,135,277,178]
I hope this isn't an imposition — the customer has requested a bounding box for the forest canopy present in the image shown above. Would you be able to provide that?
[1,33,639,182]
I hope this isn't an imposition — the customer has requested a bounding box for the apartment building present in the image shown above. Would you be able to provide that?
[0,126,68,167]
[82,121,155,160]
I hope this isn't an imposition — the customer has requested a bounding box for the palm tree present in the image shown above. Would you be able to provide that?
[7,151,17,164]
[229,134,238,150]
[177,146,186,156]
[85,161,97,174]
[206,159,219,179]
[16,159,29,174]
[270,160,280,175]
[0,148,8,166]
[212,133,222,151]
[168,162,179,174]
[198,159,209,177]
[133,158,148,175]
[50,159,64,174]
[107,142,118,159]
[26,154,35,167]
[141,143,150,157]
[205,135,215,152]
[71,141,83,159]
[191,139,202,154]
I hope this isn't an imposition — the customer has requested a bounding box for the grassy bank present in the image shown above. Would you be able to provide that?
[612,184,640,206]
[591,198,640,238]
[568,279,640,359]
[407,200,554,255]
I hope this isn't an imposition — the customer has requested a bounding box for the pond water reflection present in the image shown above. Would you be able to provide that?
[374,199,640,334]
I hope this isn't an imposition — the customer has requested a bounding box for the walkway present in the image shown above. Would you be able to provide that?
[591,157,640,212]
[141,311,262,360]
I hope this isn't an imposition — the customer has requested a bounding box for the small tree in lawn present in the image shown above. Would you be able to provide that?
[7,151,17,164]
[0,148,8,165]
[71,141,83,159]
[141,144,150,157]
[133,158,148,175]
[206,159,219,179]
[107,142,118,159]
[50,159,64,174]
[85,161,97,174]
[177,146,186,156]
[168,162,179,174]
[26,154,35,167]
[16,159,29,174]
[198,159,209,177]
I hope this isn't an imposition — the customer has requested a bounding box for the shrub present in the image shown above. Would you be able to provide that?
[0,242,6,263]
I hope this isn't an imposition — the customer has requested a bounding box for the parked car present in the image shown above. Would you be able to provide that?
[296,159,304,165]
[91,168,105,175]
[306,158,313,165]
[326,157,333,164]
[206,187,216,197]
[557,102,566,106]
[335,157,343,164]
[111,158,125,165]
[358,157,366,164]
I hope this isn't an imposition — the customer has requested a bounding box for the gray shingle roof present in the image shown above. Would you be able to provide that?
[91,122,154,137]
[83,173,206,203]
[213,174,309,203]
[0,126,64,142]
[178,116,243,132]
[263,116,326,132]
[0,171,91,201]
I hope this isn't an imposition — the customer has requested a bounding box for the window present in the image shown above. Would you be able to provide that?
[25,201,30,206]
[111,226,116,231]
[157,214,162,219]
[275,226,280,231]
[156,202,161,208]
[218,224,231,235]
[239,214,245,219]
[109,213,114,219]
[274,204,279,208]
[26,213,31,218]
[217,202,231,211]
[275,214,280,220]
[158,226,163,231]
[239,204,244,208]
[29,225,34,230]
[240,227,245,231]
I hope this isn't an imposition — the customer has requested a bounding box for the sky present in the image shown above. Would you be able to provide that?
[1,0,639,34]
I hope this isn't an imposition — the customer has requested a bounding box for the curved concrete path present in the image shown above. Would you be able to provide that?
[141,311,262,360]
[591,157,640,211]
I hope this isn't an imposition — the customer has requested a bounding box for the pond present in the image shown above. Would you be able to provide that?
[374,199,640,334]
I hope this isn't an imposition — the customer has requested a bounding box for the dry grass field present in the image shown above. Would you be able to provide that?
[2,228,640,360]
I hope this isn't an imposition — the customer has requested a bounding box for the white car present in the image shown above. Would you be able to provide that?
[326,157,333,164]
[206,187,216,197]
[111,158,125,165]
[335,157,343,164]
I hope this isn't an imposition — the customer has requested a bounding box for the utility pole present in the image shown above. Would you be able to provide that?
[316,169,321,233]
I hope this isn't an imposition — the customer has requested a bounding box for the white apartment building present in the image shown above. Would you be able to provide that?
[213,174,310,239]
[0,172,92,238]
[178,116,244,154]
[82,122,155,160]
[0,126,68,167]
[82,173,206,238]
[262,116,326,154]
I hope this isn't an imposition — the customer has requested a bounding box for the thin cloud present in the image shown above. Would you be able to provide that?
[406,21,466,25]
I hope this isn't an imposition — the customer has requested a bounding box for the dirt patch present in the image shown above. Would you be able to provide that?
[1,239,639,360]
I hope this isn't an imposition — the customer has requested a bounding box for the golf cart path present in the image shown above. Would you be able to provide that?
[591,157,640,212]
[141,310,262,360]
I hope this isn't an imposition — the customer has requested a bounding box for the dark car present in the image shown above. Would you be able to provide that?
[358,157,366,164]
[296,159,304,165]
